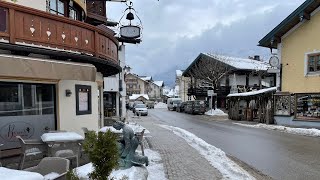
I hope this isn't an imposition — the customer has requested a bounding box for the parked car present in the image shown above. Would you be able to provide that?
[176,102,186,112]
[132,101,144,113]
[134,104,148,116]
[146,101,155,109]
[167,98,182,111]
[184,100,206,114]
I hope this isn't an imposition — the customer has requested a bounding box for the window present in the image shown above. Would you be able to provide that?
[76,85,92,115]
[307,54,320,73]
[69,7,79,20]
[0,82,54,116]
[296,94,320,120]
[49,0,65,16]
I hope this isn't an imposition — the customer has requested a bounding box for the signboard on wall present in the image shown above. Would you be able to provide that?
[0,115,55,150]
[76,85,92,115]
[79,91,89,111]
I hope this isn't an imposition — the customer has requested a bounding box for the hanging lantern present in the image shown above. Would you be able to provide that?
[126,12,134,21]
[118,1,142,41]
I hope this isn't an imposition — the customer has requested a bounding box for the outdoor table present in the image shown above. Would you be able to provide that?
[0,167,44,180]
[41,132,84,143]
[41,132,84,166]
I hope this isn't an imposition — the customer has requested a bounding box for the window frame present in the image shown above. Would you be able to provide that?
[305,52,320,76]
[75,85,92,115]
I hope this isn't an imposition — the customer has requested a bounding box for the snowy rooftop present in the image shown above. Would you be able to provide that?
[153,81,164,87]
[140,76,152,81]
[176,70,183,76]
[205,53,270,71]
[129,94,150,100]
[227,87,277,97]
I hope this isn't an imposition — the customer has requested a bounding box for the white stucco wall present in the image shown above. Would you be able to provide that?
[58,80,99,136]
[249,75,260,86]
[237,75,246,86]
[5,0,47,11]
[104,75,119,92]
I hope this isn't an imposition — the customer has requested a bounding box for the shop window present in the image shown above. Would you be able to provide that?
[75,85,92,115]
[296,94,320,120]
[0,7,7,32]
[0,82,54,116]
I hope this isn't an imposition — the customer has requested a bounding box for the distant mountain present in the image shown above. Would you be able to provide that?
[153,66,178,88]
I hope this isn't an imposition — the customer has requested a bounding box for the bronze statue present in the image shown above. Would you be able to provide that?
[113,121,149,169]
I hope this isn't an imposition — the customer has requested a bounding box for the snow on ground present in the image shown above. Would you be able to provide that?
[154,102,167,109]
[205,109,228,116]
[159,124,255,180]
[144,149,167,180]
[74,149,166,180]
[234,123,320,137]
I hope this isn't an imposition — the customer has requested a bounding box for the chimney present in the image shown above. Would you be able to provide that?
[254,55,260,61]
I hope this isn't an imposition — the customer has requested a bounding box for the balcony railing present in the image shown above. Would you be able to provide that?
[0,1,118,64]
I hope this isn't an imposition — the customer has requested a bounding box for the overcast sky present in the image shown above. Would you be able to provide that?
[107,0,305,87]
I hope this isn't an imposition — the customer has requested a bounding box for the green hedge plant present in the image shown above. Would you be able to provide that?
[83,130,119,180]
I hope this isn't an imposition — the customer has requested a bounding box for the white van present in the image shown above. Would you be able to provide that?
[167,98,182,111]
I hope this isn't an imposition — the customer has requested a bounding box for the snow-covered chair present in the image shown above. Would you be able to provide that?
[16,136,47,170]
[24,157,70,180]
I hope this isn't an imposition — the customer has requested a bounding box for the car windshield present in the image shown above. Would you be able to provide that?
[136,104,146,108]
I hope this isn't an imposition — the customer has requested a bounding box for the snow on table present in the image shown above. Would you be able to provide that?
[41,132,84,142]
[0,167,44,180]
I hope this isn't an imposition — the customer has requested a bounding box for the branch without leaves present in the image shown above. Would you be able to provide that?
[189,54,232,90]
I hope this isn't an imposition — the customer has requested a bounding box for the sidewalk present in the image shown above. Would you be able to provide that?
[128,113,222,180]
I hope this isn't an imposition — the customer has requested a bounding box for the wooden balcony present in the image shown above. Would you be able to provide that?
[0,1,120,76]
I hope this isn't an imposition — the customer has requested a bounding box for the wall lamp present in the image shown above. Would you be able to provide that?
[66,89,72,97]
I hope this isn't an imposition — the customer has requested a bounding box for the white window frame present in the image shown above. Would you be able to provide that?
[304,51,320,77]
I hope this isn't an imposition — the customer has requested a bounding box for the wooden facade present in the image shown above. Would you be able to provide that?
[0,1,118,65]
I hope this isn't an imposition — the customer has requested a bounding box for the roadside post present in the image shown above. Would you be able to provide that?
[208,90,214,114]
[208,90,218,114]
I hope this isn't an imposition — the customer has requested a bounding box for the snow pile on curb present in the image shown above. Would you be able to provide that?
[155,102,167,109]
[74,149,166,180]
[159,125,255,180]
[205,109,227,116]
[234,123,320,137]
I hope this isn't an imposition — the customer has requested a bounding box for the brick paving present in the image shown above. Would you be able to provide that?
[129,114,222,180]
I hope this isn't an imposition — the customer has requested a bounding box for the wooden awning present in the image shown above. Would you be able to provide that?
[0,54,97,82]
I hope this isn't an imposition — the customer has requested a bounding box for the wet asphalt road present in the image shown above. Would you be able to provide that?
[148,108,320,180]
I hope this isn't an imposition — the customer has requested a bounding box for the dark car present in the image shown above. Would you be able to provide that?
[184,100,206,114]
[176,102,186,112]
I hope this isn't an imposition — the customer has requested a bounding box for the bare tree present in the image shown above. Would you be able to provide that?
[189,54,232,90]
[188,54,232,109]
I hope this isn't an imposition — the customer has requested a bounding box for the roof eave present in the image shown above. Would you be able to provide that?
[258,0,317,49]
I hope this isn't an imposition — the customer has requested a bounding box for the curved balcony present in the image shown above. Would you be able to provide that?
[0,1,120,76]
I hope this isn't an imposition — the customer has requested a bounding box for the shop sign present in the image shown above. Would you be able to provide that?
[0,121,34,142]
